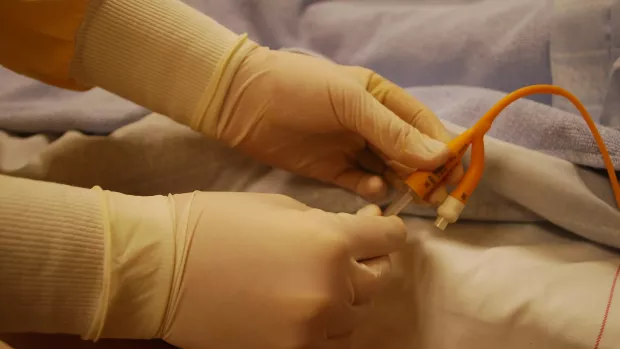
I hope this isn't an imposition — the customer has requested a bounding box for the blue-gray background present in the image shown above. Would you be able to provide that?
[1,0,618,169]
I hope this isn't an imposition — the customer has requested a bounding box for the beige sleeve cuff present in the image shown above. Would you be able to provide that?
[0,176,176,340]
[70,0,258,138]
[0,175,104,335]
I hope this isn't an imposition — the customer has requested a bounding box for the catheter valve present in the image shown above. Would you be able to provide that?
[435,195,465,230]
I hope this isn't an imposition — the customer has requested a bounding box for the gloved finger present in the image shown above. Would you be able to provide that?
[332,168,388,202]
[241,192,312,210]
[356,204,382,216]
[352,255,393,305]
[359,70,468,184]
[385,159,416,178]
[428,186,449,206]
[322,302,367,338]
[337,212,407,260]
[363,69,453,143]
[356,149,387,175]
[351,206,395,303]
[340,90,450,171]
[366,143,420,181]
[383,168,405,191]
[342,65,454,143]
[365,143,416,183]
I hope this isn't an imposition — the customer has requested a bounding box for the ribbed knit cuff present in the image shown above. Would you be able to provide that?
[70,0,258,138]
[0,175,104,335]
[0,176,176,340]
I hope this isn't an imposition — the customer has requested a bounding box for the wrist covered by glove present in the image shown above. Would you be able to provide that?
[85,190,406,349]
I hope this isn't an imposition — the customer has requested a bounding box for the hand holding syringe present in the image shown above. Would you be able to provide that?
[383,85,620,230]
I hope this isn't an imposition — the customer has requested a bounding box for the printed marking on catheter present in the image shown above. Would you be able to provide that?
[593,263,620,349]
[433,164,446,176]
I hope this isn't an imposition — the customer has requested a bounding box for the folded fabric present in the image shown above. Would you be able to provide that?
[1,112,618,248]
[406,85,620,170]
[0,73,147,134]
[551,0,620,124]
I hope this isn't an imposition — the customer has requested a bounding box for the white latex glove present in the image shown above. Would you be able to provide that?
[161,193,405,349]
[207,48,464,203]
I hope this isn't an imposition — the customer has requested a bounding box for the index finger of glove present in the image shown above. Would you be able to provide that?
[372,81,466,184]
[343,66,452,143]
[337,213,406,260]
[342,66,465,182]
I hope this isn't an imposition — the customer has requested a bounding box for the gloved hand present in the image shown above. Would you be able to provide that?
[91,191,406,349]
[161,192,405,349]
[158,192,404,349]
[208,47,464,203]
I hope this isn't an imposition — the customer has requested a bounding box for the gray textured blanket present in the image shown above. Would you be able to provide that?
[1,0,619,169]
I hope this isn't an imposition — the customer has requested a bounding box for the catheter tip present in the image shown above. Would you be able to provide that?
[434,216,449,231]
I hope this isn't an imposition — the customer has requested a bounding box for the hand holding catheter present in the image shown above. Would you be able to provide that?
[383,84,620,230]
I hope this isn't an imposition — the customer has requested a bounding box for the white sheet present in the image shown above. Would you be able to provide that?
[0,113,618,348]
[2,219,619,349]
[393,218,620,349]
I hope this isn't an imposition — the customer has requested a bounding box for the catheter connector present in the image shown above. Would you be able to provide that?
[435,196,465,230]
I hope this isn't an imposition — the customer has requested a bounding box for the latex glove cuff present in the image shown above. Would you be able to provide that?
[84,189,177,340]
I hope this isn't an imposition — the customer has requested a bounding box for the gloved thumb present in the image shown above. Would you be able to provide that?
[347,92,451,170]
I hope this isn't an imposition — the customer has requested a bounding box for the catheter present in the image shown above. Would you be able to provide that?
[384,85,620,230]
